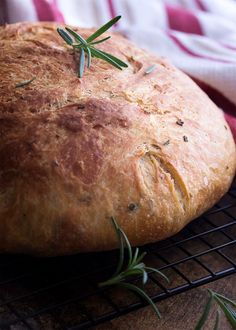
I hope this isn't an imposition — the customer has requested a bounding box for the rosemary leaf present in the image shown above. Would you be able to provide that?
[95,49,128,67]
[195,293,214,330]
[99,275,122,287]
[195,290,236,330]
[65,27,88,46]
[90,36,111,45]
[119,227,133,267]
[229,305,236,319]
[145,267,169,283]
[213,310,220,330]
[79,48,85,78]
[130,248,140,268]
[86,16,121,43]
[15,77,36,88]
[121,268,144,278]
[134,252,147,265]
[141,270,148,285]
[57,28,73,45]
[90,47,123,70]
[86,46,92,68]
[214,297,236,328]
[132,263,146,271]
[111,217,124,277]
[215,293,236,308]
[120,282,161,319]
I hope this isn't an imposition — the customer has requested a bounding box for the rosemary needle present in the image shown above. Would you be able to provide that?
[213,310,220,330]
[195,289,236,330]
[57,16,128,78]
[98,217,169,318]
[79,48,85,78]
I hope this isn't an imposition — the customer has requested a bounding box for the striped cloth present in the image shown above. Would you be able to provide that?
[2,0,236,139]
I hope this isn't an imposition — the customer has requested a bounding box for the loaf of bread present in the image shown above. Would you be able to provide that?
[0,22,235,256]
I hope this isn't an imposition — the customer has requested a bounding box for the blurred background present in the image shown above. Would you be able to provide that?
[1,0,236,137]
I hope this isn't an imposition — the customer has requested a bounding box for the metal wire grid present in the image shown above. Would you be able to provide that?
[0,181,236,329]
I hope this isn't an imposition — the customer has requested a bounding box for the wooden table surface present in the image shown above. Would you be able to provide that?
[95,274,236,330]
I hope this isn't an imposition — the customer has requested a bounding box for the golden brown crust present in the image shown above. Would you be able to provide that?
[0,22,235,256]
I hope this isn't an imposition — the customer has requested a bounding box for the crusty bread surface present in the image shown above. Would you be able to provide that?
[0,22,235,256]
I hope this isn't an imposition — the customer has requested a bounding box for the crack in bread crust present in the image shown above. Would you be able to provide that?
[149,153,189,210]
[136,147,189,212]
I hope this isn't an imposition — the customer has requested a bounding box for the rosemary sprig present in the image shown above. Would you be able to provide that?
[57,16,128,78]
[15,77,36,88]
[195,289,236,330]
[98,217,169,318]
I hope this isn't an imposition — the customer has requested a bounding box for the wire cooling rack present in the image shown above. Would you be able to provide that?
[0,181,236,329]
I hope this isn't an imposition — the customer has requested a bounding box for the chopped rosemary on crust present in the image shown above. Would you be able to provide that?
[15,77,36,88]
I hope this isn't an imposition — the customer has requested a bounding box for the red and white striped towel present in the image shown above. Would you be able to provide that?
[3,0,236,139]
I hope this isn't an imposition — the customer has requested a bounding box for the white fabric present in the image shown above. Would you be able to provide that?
[6,0,37,22]
[4,0,236,128]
